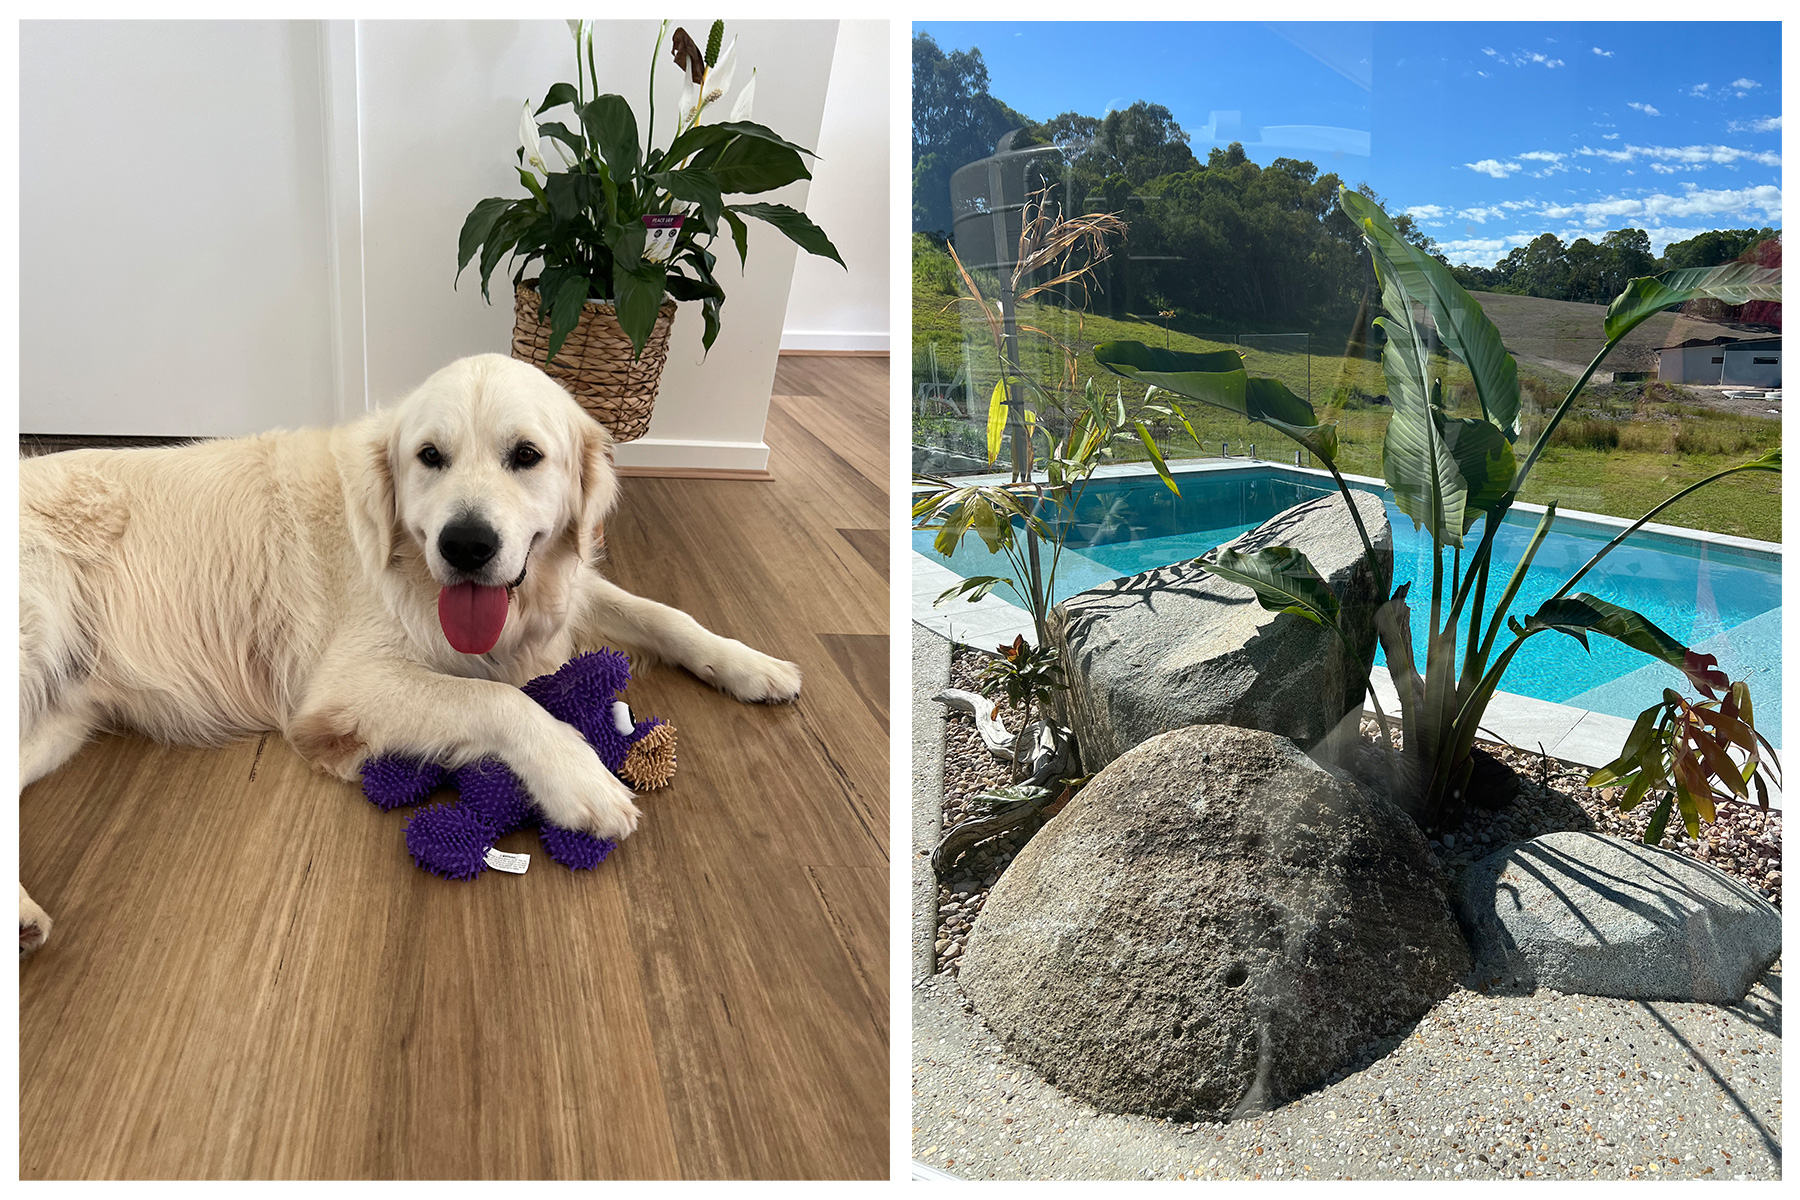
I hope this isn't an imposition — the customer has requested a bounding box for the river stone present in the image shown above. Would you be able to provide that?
[1456,831,1782,1003]
[958,724,1469,1122]
[1050,490,1390,775]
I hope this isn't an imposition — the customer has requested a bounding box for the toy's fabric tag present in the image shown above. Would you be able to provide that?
[642,214,684,263]
[484,847,530,874]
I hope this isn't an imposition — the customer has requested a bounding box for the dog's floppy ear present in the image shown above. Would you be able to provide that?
[573,415,619,565]
[346,412,401,576]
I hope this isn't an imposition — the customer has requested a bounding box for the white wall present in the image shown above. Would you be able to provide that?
[21,19,853,473]
[20,21,339,435]
[779,19,889,353]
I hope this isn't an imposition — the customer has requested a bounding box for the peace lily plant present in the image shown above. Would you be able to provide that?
[458,19,843,363]
[1093,187,1781,844]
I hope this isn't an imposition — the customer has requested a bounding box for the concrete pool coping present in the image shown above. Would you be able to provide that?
[912,549,1782,809]
[915,457,1785,559]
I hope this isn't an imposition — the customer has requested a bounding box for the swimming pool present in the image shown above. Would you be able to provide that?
[914,465,1782,744]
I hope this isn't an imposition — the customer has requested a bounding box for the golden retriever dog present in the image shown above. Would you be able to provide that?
[19,354,801,955]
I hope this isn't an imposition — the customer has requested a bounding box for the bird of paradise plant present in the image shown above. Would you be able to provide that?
[1094,186,1780,842]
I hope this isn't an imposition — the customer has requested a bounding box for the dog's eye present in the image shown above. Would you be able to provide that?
[418,445,445,468]
[510,443,543,469]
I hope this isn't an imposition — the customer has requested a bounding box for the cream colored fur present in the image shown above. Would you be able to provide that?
[19,354,800,955]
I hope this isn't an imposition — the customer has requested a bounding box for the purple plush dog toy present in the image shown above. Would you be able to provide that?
[360,650,678,879]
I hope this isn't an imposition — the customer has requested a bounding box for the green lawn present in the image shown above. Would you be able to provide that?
[913,270,1781,542]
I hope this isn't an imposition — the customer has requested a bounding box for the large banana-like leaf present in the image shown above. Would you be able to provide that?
[1438,413,1515,533]
[1380,356,1469,546]
[1604,261,1782,344]
[1199,545,1339,628]
[1524,592,1731,697]
[1093,342,1251,412]
[1093,342,1339,461]
[1340,187,1520,439]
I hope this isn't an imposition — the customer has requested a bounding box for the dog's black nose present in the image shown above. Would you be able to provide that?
[438,517,500,573]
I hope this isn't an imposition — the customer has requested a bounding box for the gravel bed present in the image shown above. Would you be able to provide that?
[914,964,1781,1180]
[917,650,1784,1179]
[931,651,1781,975]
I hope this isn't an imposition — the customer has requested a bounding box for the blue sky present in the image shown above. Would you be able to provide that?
[915,22,1782,267]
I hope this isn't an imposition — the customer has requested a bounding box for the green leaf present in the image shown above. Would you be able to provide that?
[535,82,581,115]
[662,119,816,168]
[986,378,1008,464]
[580,94,641,178]
[1200,544,1340,628]
[699,295,722,353]
[706,136,812,194]
[722,208,750,268]
[1340,186,1520,438]
[1643,790,1674,846]
[1604,261,1782,344]
[475,207,535,300]
[1093,342,1331,459]
[1526,593,1730,697]
[456,197,517,279]
[542,172,585,224]
[935,575,1009,606]
[535,119,586,158]
[729,202,845,267]
[1438,413,1515,533]
[652,169,724,229]
[1133,421,1179,496]
[536,266,594,365]
[1382,375,1470,547]
[610,262,665,359]
[1590,702,1662,786]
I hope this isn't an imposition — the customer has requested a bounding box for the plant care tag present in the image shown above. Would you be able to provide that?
[484,847,530,874]
[642,214,684,263]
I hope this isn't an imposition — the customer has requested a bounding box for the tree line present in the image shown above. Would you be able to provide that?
[914,31,1782,329]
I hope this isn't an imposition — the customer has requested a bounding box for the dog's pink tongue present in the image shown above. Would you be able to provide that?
[438,583,510,654]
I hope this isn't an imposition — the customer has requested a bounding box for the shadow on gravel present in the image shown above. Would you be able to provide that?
[1637,972,1782,1167]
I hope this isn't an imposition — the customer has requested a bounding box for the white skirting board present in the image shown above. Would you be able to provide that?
[778,330,889,353]
[610,435,771,475]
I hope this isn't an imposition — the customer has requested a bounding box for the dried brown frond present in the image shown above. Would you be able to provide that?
[948,243,1004,353]
[1011,186,1127,305]
[670,28,706,84]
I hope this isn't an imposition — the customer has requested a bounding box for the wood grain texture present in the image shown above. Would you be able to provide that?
[19,355,891,1180]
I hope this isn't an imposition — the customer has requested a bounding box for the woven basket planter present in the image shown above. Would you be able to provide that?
[511,282,678,443]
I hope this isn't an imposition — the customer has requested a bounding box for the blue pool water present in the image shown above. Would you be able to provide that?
[915,467,1782,742]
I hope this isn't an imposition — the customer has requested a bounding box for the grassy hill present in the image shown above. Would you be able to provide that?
[1469,290,1763,379]
[912,243,1781,540]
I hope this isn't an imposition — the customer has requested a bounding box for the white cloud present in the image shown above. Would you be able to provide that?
[1689,82,1711,97]
[1627,102,1661,116]
[1727,115,1782,134]
[1517,150,1564,162]
[1592,46,1613,57]
[1732,78,1760,90]
[1405,204,1449,220]
[1440,232,1541,267]
[1466,158,1521,178]
[1602,133,1620,140]
[1575,142,1781,168]
[1536,183,1782,226]
[1484,47,1566,69]
[1456,205,1511,223]
[1482,47,1497,57]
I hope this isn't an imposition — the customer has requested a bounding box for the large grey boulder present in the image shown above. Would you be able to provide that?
[959,724,1469,1122]
[1050,490,1390,775]
[1456,831,1782,1003]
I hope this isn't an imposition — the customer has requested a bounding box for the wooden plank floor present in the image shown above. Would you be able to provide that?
[18,354,890,1180]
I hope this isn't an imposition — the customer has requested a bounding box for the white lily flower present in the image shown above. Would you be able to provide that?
[677,75,701,129]
[703,37,737,106]
[550,138,575,170]
[728,69,756,122]
[566,18,581,40]
[519,102,549,178]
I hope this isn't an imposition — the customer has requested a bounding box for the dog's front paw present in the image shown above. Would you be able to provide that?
[528,728,642,842]
[21,884,52,958]
[703,642,802,704]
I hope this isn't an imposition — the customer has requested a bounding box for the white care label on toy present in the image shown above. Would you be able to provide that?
[484,847,531,874]
[642,214,684,263]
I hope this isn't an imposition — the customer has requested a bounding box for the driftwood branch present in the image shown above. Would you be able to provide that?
[933,688,1015,760]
